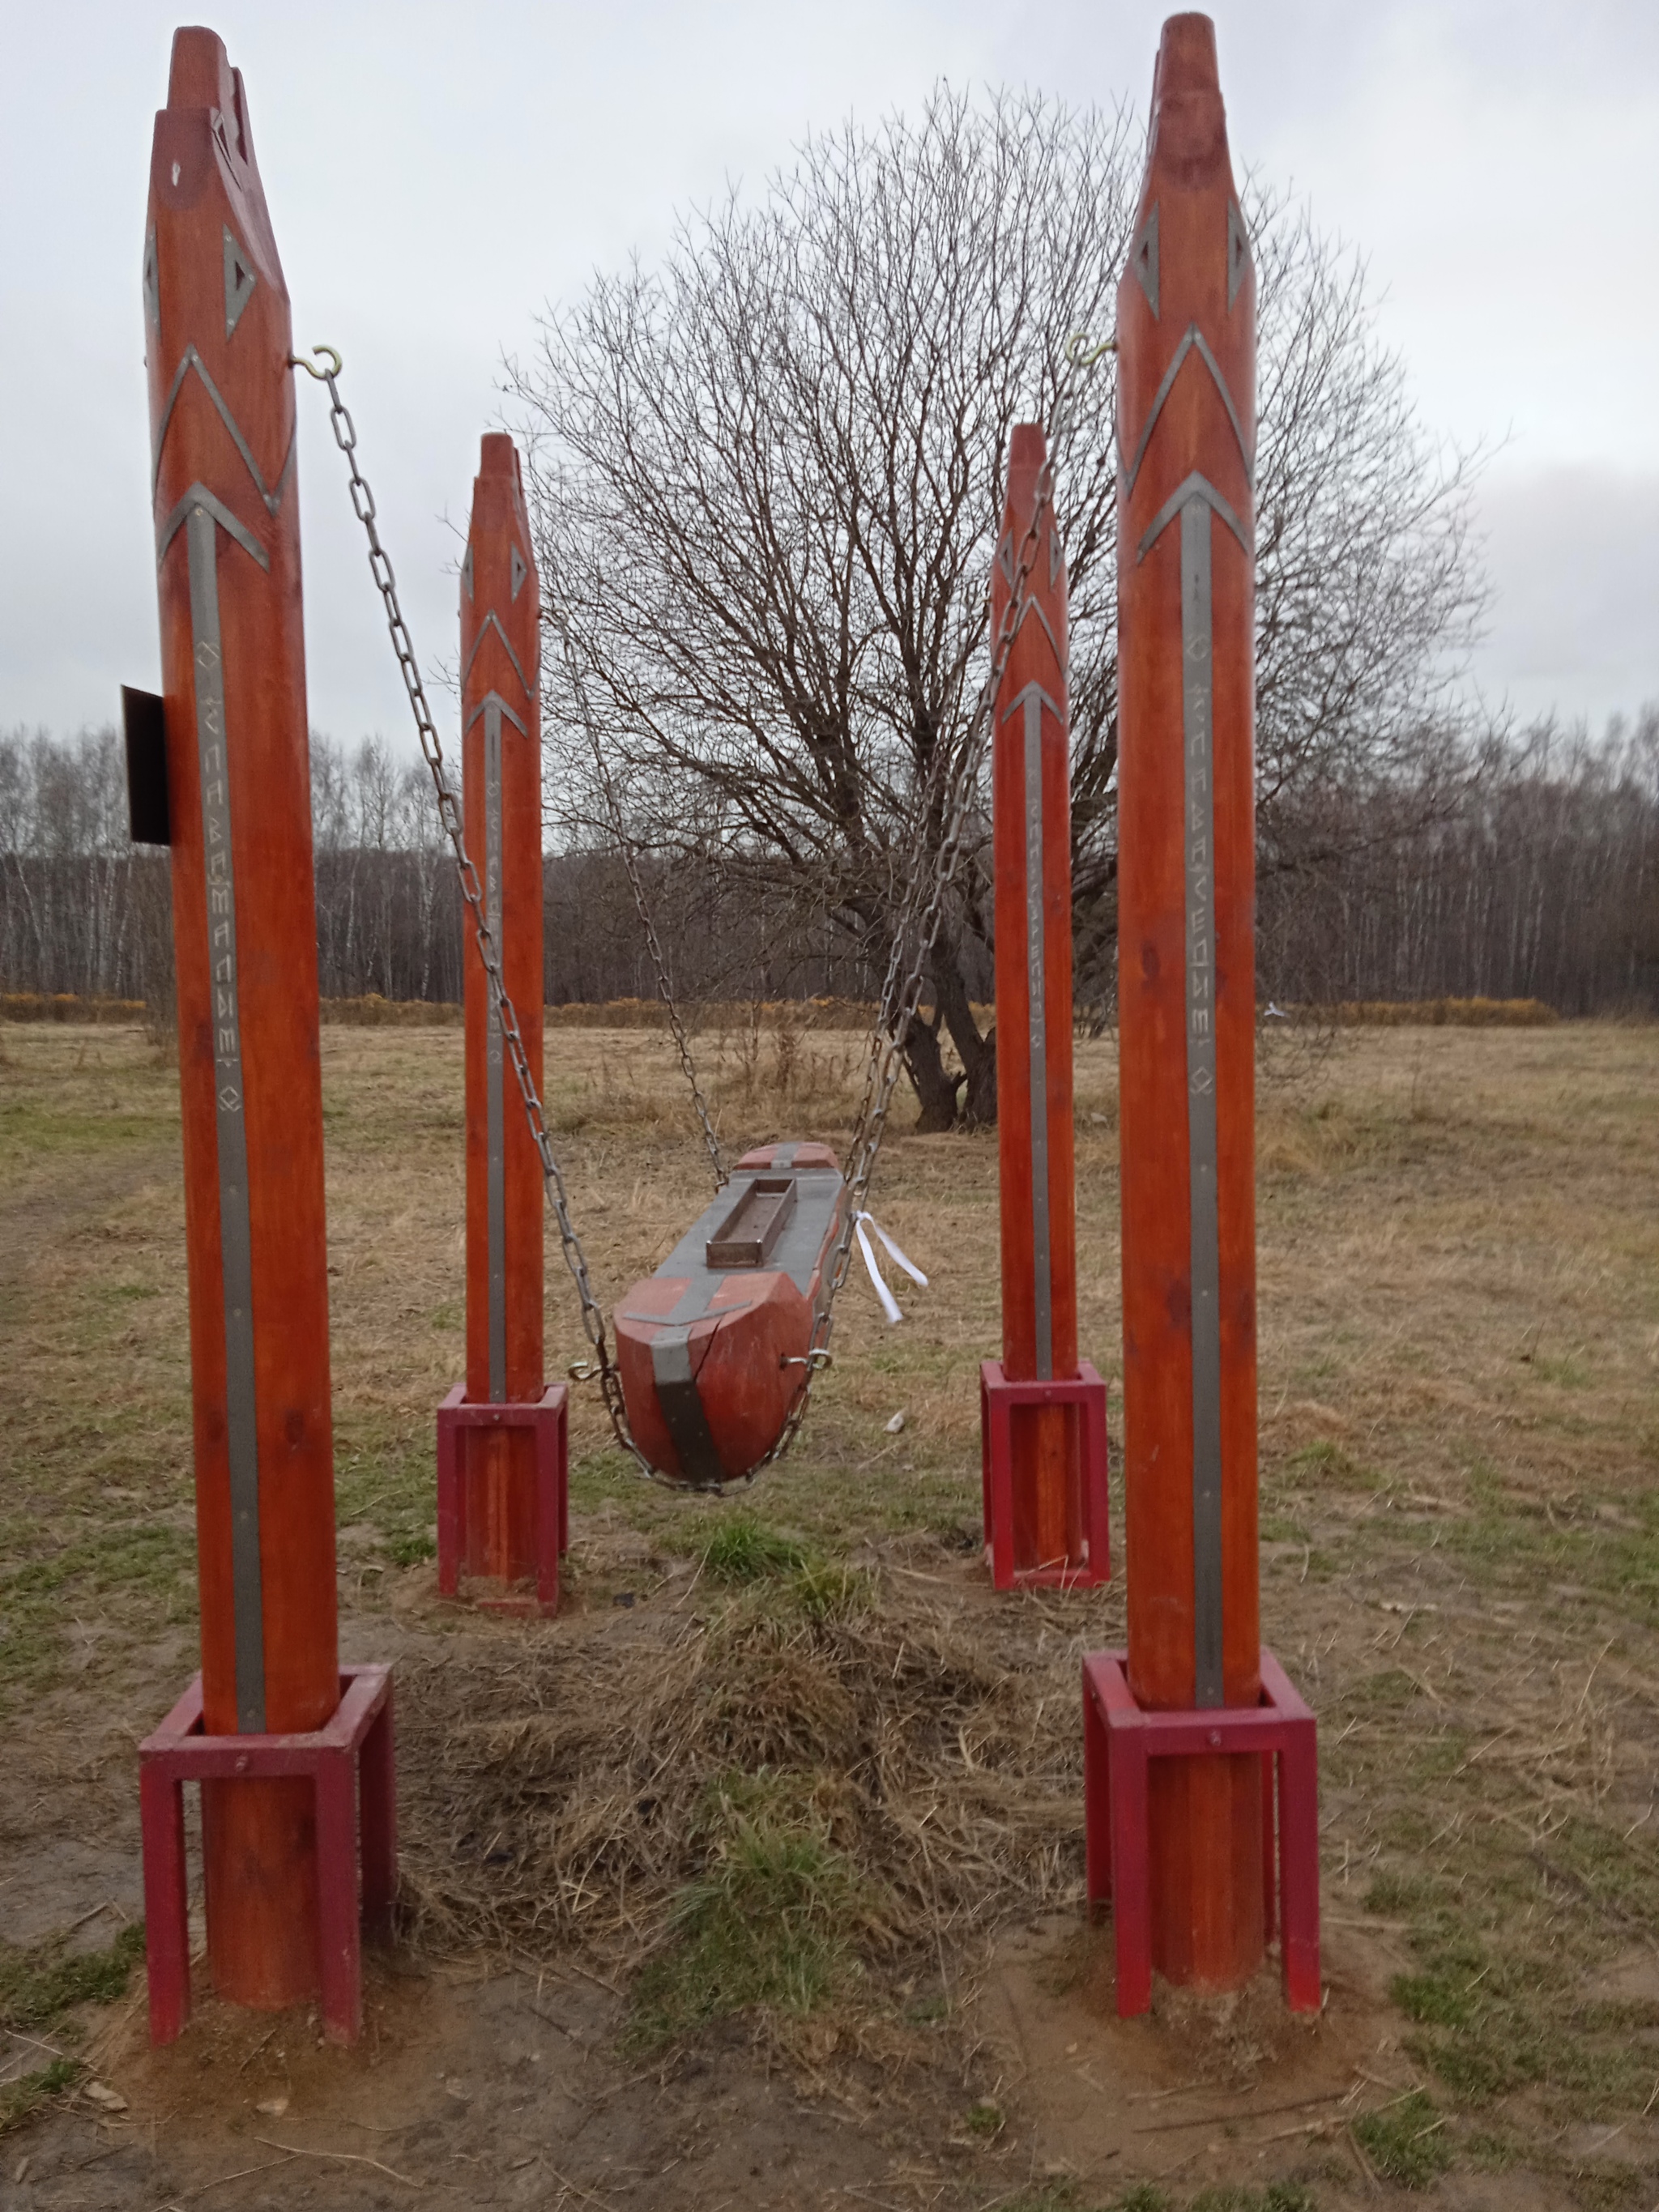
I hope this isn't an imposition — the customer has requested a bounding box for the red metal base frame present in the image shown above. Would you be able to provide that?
[1082,1647,1320,2017]
[436,1382,569,1614]
[139,1664,396,2048]
[980,1359,1111,1589]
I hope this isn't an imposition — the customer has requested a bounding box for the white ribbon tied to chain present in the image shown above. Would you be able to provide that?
[854,1210,928,1324]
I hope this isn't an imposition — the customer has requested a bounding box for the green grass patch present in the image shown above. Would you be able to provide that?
[1352,2091,1451,2186]
[1563,2167,1644,2211]
[1440,1469,1659,1626]
[569,1445,653,1514]
[1531,1353,1591,1389]
[0,1921,145,2034]
[0,2059,80,2137]
[0,1104,177,1157]
[1190,2186,1316,2212]
[1260,1512,1311,1545]
[1393,1962,1481,2029]
[333,1426,442,1576]
[690,1511,875,1623]
[1284,1438,1378,1490]
[1378,1829,1659,2109]
[699,1511,807,1583]
[0,1524,194,1701]
[629,1778,864,2047]
[1364,1869,1429,1916]
[790,1558,876,1622]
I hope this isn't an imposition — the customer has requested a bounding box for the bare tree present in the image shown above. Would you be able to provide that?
[0,724,170,1009]
[510,86,1491,1125]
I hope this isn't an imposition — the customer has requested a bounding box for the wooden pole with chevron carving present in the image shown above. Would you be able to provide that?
[1115,11,1265,1990]
[455,435,547,1586]
[983,426,1108,1588]
[143,25,339,2009]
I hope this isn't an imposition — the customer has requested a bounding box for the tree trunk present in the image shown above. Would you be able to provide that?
[932,930,997,1125]
[895,923,1000,1130]
[901,1011,963,1132]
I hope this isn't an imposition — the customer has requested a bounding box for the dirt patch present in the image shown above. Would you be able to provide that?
[11,1961,973,2210]
[977,1914,1411,2199]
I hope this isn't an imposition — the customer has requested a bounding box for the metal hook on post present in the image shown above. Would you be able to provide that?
[288,343,343,381]
[1066,331,1117,369]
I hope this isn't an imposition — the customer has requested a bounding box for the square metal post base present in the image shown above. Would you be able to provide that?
[980,1358,1111,1590]
[1082,1647,1321,2017]
[139,1664,397,2048]
[436,1382,569,1614]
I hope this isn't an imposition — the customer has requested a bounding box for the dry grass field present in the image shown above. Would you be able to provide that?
[1,1014,1657,2211]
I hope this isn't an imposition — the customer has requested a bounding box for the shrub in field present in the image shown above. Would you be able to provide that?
[0,992,145,1024]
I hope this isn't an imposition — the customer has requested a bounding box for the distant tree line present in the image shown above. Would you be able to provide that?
[1256,711,1659,1016]
[2,714,1655,1022]
[0,728,886,1013]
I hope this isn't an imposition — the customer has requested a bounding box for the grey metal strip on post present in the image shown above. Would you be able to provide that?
[484,698,506,1404]
[1022,690,1054,1380]
[185,501,266,1733]
[1179,497,1225,1709]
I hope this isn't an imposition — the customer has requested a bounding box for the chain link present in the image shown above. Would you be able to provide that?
[292,347,664,1486]
[549,613,728,1189]
[296,335,1105,1491]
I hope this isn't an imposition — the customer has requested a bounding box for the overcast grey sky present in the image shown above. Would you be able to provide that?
[3,0,1655,752]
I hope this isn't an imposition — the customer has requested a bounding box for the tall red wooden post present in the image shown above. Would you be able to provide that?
[983,429,1109,1588]
[1115,13,1266,1989]
[144,27,338,2007]
[436,435,563,1607]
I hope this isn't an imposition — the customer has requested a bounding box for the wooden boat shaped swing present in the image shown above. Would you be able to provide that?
[613,1141,848,1487]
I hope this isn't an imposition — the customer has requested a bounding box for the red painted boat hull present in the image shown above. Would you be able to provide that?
[614,1144,846,1486]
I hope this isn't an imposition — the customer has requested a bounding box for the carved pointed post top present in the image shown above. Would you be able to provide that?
[1117,13,1255,549]
[992,424,1068,718]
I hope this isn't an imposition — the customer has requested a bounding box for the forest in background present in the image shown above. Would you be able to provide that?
[2,715,1656,1023]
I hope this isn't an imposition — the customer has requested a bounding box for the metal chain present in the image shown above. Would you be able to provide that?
[548,612,728,1188]
[289,344,661,1487]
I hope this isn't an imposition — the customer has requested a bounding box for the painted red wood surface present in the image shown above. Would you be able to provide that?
[1115,13,1263,1989]
[146,27,337,2007]
[614,1144,844,1484]
[990,425,1082,1571]
[459,435,544,1581]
